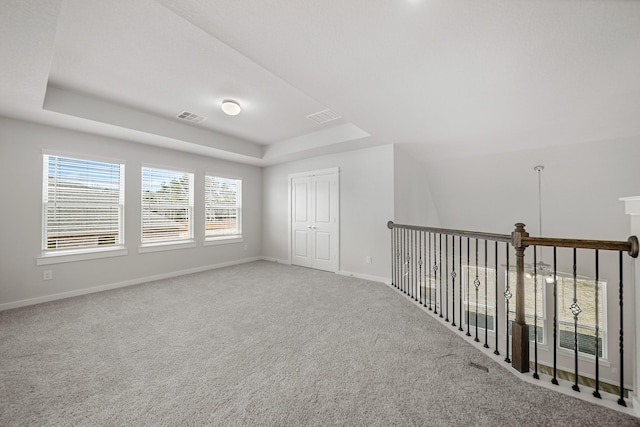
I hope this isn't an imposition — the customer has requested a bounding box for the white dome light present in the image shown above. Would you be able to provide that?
[221,100,241,116]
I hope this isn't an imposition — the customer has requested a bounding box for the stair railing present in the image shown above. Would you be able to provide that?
[387,221,638,406]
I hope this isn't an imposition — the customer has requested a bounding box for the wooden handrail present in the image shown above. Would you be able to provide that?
[387,221,511,243]
[522,235,638,258]
[388,221,639,258]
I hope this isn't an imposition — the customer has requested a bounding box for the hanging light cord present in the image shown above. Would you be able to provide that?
[536,166,543,238]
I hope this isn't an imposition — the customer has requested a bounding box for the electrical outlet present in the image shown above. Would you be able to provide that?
[43,270,53,281]
[366,256,372,264]
[244,244,248,251]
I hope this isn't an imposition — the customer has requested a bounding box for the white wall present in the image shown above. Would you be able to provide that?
[262,145,394,281]
[394,145,441,227]
[0,117,262,309]
[424,136,640,239]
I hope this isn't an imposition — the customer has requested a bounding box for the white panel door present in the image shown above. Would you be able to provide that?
[310,173,335,271]
[291,177,312,268]
[290,171,338,272]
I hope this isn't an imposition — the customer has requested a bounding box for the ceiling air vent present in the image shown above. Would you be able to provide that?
[306,109,341,125]
[177,111,206,124]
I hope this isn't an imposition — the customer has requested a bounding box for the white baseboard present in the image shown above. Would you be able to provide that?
[260,256,291,265]
[0,257,261,312]
[337,270,390,284]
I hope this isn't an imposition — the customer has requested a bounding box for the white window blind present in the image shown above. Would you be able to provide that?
[43,154,124,251]
[142,167,194,244]
[205,176,241,238]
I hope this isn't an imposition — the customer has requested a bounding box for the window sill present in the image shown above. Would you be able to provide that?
[138,240,196,253]
[557,346,609,365]
[204,236,243,246]
[37,247,128,265]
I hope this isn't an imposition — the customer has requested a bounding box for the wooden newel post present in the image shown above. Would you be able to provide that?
[511,223,530,373]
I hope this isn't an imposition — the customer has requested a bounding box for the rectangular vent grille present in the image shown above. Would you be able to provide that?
[306,109,341,125]
[177,111,206,123]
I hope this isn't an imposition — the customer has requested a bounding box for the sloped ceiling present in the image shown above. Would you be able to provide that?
[1,0,639,165]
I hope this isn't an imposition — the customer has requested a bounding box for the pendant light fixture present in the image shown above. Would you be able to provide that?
[533,165,556,284]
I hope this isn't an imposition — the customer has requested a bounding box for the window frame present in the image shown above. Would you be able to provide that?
[38,152,127,265]
[140,165,195,251]
[203,174,242,245]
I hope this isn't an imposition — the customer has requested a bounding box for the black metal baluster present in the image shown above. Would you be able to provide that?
[618,251,626,407]
[439,234,443,318]
[551,247,558,385]
[399,228,402,291]
[410,230,414,298]
[434,233,439,314]
[445,235,449,322]
[593,250,601,399]
[474,238,480,342]
[459,236,464,332]
[533,246,539,379]
[494,241,500,355]
[428,232,432,310]
[419,231,423,305]
[423,231,428,307]
[451,236,456,327]
[396,228,400,289]
[504,243,511,363]
[401,228,405,294]
[414,230,418,301]
[408,229,412,297]
[571,247,580,392]
[466,238,471,337]
[433,236,437,315]
[391,227,394,288]
[398,228,402,291]
[484,240,489,348]
[405,228,410,295]
[411,230,416,300]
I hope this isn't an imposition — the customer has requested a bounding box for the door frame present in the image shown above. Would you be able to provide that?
[288,167,340,272]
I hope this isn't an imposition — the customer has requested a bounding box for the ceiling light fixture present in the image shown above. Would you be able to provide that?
[221,100,241,116]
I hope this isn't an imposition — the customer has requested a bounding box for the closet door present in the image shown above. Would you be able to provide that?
[290,171,338,272]
[291,176,312,268]
[309,173,335,271]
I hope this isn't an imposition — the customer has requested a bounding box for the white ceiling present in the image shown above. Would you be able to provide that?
[1,0,639,165]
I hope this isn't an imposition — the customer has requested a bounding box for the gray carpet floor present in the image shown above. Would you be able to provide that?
[1,261,639,426]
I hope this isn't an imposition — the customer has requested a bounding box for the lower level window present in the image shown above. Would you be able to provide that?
[557,275,606,358]
[464,266,497,332]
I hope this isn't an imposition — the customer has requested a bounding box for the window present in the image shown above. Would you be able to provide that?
[43,154,124,252]
[464,266,497,331]
[421,276,439,310]
[204,175,241,239]
[507,271,546,343]
[557,275,606,358]
[141,167,194,244]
